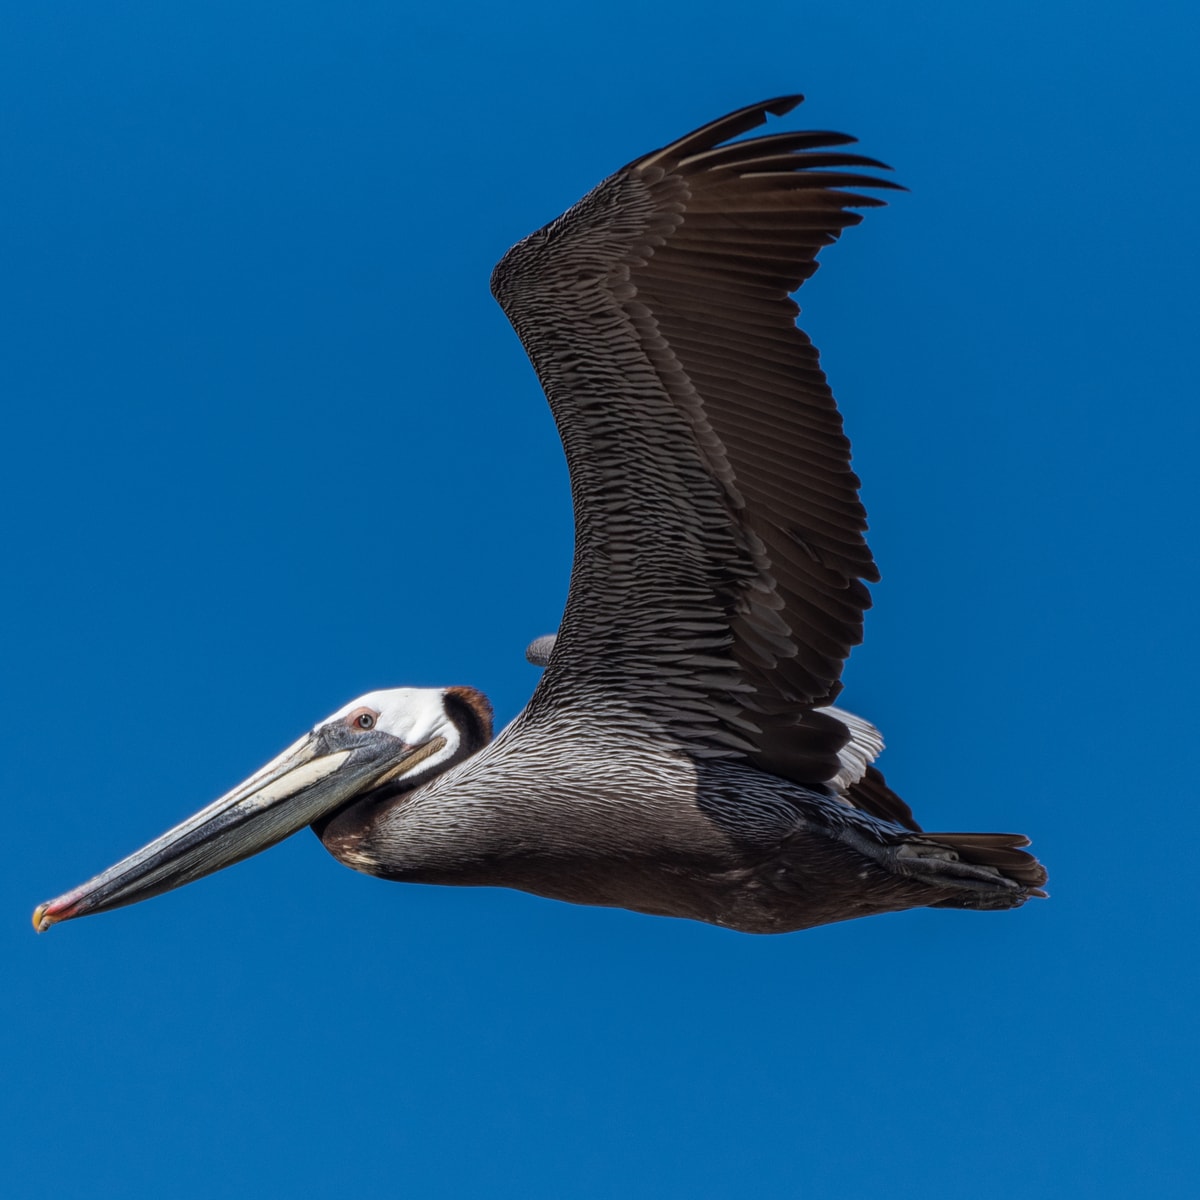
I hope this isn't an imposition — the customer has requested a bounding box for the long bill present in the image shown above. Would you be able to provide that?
[32,726,438,932]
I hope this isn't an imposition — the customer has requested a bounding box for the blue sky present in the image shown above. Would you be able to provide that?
[4,2,1198,1197]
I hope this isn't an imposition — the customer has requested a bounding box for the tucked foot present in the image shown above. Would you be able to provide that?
[889,830,1047,910]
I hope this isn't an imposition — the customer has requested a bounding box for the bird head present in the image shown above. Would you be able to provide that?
[32,686,491,932]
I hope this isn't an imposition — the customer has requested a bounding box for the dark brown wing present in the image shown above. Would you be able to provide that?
[492,96,901,798]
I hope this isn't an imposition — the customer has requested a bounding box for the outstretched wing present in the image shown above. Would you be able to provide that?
[492,96,900,797]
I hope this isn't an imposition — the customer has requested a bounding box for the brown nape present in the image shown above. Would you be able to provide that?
[443,686,494,757]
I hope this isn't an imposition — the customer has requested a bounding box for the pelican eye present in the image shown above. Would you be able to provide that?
[347,708,378,731]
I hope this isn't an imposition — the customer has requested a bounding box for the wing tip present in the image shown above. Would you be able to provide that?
[761,94,805,118]
[639,94,807,171]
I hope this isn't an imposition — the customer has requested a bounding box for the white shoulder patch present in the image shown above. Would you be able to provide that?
[816,705,885,792]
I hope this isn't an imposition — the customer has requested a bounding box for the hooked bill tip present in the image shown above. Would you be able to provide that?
[32,902,64,934]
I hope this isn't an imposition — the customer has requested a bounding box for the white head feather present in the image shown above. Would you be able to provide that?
[325,688,464,776]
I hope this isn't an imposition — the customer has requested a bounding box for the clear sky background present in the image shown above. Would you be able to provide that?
[4,3,1198,1197]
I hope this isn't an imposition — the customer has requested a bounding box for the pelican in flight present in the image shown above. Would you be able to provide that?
[34,96,1046,936]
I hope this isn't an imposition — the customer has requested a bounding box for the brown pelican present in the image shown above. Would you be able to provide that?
[33,96,1046,936]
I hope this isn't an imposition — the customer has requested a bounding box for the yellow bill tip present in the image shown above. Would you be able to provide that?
[32,903,62,934]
